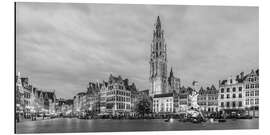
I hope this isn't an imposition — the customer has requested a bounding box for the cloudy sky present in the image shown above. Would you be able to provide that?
[16,3,258,99]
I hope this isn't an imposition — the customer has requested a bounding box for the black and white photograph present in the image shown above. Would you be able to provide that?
[14,2,259,134]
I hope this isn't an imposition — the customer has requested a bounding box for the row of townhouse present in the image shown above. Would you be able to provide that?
[218,69,259,117]
[73,74,139,116]
[152,69,259,117]
[197,85,219,113]
[153,85,219,114]
[16,72,57,120]
[56,98,74,116]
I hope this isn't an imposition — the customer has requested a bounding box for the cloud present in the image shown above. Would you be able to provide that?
[16,3,258,98]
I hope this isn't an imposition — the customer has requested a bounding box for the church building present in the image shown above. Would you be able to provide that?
[149,16,181,97]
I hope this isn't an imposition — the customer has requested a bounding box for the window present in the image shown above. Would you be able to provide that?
[227,94,230,99]
[250,99,254,105]
[255,83,259,88]
[226,102,230,107]
[255,98,259,104]
[221,88,224,93]
[246,84,249,89]
[232,102,236,107]
[233,87,236,92]
[246,99,249,105]
[251,84,254,88]
[250,91,254,96]
[233,94,236,98]
[246,91,249,97]
[239,87,242,92]
[239,101,242,107]
[239,93,242,98]
[227,88,230,92]
[255,90,259,96]
[221,102,224,107]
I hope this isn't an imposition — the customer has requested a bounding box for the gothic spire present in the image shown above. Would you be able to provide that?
[156,16,161,30]
[170,67,174,77]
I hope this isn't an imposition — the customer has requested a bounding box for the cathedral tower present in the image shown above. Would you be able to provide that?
[149,16,168,97]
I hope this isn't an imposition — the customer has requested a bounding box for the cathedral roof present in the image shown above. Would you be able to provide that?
[153,93,174,98]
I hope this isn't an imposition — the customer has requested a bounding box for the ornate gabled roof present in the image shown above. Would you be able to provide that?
[186,87,194,94]
[127,82,137,93]
[199,87,205,94]
[109,74,123,84]
[179,86,187,93]
[248,69,259,77]
[87,82,100,94]
[210,85,217,90]
[42,91,56,102]
[107,74,137,92]
[198,85,218,95]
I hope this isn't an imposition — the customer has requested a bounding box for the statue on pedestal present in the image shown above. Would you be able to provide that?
[186,81,204,119]
[189,90,199,110]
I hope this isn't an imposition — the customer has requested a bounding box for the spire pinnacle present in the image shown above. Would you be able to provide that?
[156,16,161,29]
[170,67,173,77]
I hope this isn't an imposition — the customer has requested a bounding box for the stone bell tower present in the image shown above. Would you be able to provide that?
[149,16,168,97]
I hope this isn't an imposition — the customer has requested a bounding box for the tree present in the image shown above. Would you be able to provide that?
[135,96,152,117]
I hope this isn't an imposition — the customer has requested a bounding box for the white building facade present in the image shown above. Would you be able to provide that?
[153,93,174,113]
